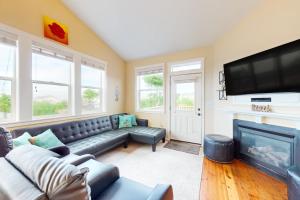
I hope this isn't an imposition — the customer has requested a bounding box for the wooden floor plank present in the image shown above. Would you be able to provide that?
[200,158,287,200]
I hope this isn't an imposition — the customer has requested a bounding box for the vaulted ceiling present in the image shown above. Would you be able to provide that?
[62,0,261,60]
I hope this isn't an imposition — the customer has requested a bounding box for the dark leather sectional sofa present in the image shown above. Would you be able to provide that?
[2,113,166,157]
[0,145,173,200]
[0,113,172,200]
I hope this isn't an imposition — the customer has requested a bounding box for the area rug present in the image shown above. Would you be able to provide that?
[97,142,203,200]
[164,140,201,155]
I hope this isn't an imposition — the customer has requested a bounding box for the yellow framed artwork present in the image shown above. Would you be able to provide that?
[43,16,69,45]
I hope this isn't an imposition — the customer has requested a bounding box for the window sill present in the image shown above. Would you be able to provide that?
[135,110,165,115]
[1,112,108,130]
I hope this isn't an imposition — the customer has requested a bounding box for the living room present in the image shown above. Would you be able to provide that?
[0,0,299,199]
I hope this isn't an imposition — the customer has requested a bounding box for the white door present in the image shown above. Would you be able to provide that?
[170,73,202,144]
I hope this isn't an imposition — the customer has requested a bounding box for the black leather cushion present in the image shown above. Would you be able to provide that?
[96,177,152,200]
[67,129,129,155]
[204,134,234,163]
[287,166,300,200]
[0,128,13,157]
[110,113,126,130]
[11,116,113,144]
[78,159,120,199]
[48,145,70,156]
[126,126,166,144]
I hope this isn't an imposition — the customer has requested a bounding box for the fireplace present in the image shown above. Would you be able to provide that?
[233,119,300,181]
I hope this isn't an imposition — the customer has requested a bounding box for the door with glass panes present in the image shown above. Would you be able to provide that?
[170,73,202,143]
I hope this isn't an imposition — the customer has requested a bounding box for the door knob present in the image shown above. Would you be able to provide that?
[198,108,200,111]
[198,113,201,116]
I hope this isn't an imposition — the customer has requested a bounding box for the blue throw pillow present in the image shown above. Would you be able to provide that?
[119,115,133,128]
[13,132,32,148]
[128,115,137,126]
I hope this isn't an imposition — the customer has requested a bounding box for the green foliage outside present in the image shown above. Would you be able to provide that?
[0,94,11,117]
[33,101,67,116]
[140,93,163,109]
[83,89,99,103]
[143,74,163,88]
[176,96,194,107]
[140,74,163,109]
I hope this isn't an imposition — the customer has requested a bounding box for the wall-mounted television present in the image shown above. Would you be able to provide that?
[224,39,300,96]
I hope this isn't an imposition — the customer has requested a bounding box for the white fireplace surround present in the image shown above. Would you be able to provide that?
[224,109,300,130]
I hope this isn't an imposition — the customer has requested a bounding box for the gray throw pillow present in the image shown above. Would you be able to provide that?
[5,145,90,200]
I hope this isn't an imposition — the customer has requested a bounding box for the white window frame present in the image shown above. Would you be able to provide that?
[0,23,108,127]
[31,44,73,119]
[135,64,165,113]
[0,31,17,122]
[81,59,106,114]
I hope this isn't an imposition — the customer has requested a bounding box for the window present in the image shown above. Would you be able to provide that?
[32,45,72,118]
[136,66,164,112]
[0,33,16,122]
[171,60,202,72]
[81,61,104,114]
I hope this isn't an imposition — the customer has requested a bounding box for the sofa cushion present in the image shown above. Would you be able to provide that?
[5,145,90,200]
[67,129,129,155]
[0,158,47,200]
[96,177,152,200]
[110,113,126,130]
[78,159,120,199]
[126,126,166,144]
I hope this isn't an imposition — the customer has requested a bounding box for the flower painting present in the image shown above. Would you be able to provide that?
[43,16,69,45]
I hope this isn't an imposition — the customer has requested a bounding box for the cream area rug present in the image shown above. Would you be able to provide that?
[97,142,203,200]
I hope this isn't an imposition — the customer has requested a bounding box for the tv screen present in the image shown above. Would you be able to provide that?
[224,39,300,95]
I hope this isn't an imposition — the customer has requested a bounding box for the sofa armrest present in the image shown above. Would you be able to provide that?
[147,184,173,200]
[137,119,149,127]
[62,153,95,166]
[48,145,70,156]
[0,128,13,157]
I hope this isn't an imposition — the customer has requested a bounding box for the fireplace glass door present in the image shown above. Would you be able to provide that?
[240,128,293,174]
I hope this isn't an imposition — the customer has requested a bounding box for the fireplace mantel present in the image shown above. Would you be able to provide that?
[223,109,300,129]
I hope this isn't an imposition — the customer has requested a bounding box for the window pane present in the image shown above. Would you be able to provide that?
[0,80,12,120]
[139,73,163,90]
[81,88,101,114]
[81,65,102,87]
[32,53,71,84]
[139,90,163,111]
[172,63,201,72]
[33,83,69,117]
[176,82,194,111]
[0,43,15,77]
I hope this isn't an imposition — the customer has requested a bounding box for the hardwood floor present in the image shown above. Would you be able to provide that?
[200,158,288,200]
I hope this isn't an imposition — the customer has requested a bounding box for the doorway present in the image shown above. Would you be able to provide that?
[170,72,203,143]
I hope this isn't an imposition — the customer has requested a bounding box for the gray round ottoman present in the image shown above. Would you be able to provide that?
[204,134,234,163]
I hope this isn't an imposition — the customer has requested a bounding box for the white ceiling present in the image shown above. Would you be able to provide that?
[62,0,261,61]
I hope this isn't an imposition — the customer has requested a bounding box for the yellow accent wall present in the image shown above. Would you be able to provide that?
[0,0,125,116]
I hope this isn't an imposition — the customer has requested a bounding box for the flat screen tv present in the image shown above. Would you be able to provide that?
[224,39,300,96]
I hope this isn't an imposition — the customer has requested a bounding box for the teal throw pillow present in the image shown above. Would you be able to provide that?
[29,129,64,149]
[119,115,133,128]
[128,115,137,126]
[13,132,32,148]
